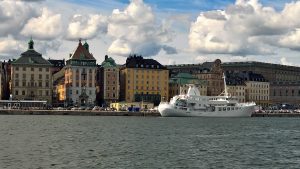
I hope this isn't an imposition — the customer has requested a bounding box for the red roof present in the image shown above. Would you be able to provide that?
[71,41,95,60]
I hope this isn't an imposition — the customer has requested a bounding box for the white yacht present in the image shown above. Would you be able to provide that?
[158,74,256,117]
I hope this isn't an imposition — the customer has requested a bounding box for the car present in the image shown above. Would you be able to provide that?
[71,107,78,110]
[92,106,100,111]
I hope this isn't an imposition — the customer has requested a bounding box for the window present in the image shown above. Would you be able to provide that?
[15,74,19,78]
[46,75,49,79]
[22,81,26,87]
[46,68,49,72]
[31,67,34,71]
[45,82,49,87]
[22,91,25,95]
[23,67,26,71]
[15,81,19,87]
[46,90,49,96]
[15,67,19,71]
[15,90,18,95]
[23,74,26,79]
[31,74,34,80]
[39,68,42,71]
[39,74,42,79]
[39,82,42,87]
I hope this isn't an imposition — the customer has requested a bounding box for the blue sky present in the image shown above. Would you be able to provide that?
[65,0,289,12]
[1,0,300,66]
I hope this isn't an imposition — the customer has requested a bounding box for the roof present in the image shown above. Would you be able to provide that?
[225,71,268,84]
[170,72,206,85]
[101,55,117,68]
[48,59,65,67]
[125,54,166,69]
[12,39,52,66]
[70,40,95,60]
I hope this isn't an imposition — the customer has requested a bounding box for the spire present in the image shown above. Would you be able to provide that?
[83,40,89,52]
[28,37,34,50]
[79,38,82,45]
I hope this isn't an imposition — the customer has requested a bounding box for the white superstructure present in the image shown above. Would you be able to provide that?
[158,74,256,117]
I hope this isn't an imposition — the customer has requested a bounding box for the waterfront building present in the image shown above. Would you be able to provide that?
[120,55,169,105]
[167,59,224,96]
[222,61,300,105]
[48,59,65,74]
[96,55,119,106]
[226,71,269,106]
[225,73,246,103]
[11,38,53,103]
[64,40,97,107]
[169,72,207,100]
[52,69,65,107]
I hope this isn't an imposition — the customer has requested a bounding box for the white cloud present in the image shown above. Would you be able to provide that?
[189,0,300,56]
[0,1,38,37]
[280,57,293,66]
[0,37,26,58]
[21,8,62,40]
[107,0,176,57]
[66,14,107,40]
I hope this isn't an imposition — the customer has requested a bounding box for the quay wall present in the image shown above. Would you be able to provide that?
[0,110,161,116]
[252,113,300,117]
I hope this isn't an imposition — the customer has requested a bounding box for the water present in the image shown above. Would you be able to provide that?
[0,116,300,169]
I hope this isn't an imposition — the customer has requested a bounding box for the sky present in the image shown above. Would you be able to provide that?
[0,0,300,66]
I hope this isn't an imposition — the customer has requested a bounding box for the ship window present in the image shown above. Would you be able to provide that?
[219,108,221,111]
[227,107,230,111]
[231,107,234,110]
[199,104,201,107]
[223,107,226,111]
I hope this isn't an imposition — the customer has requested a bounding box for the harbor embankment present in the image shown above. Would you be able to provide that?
[252,112,300,117]
[0,109,161,116]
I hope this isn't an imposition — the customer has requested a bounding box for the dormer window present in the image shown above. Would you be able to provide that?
[151,65,154,68]
[136,64,138,68]
[141,64,144,68]
[157,65,160,69]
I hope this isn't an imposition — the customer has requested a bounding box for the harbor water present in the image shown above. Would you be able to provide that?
[0,115,300,168]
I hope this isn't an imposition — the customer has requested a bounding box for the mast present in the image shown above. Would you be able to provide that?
[223,73,228,97]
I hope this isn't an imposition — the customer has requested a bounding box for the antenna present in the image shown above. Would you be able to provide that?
[223,72,228,97]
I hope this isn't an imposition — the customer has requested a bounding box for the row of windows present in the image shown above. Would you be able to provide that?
[15,90,49,96]
[273,90,300,96]
[15,81,49,87]
[15,74,50,80]
[15,67,50,72]
[248,96,269,100]
[69,90,94,95]
[250,84,269,88]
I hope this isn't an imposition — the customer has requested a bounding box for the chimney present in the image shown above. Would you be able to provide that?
[105,55,108,61]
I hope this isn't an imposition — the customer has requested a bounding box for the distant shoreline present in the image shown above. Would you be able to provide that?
[0,109,161,117]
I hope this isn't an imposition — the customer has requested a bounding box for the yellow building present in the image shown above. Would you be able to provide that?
[120,55,169,105]
[11,38,53,103]
[227,85,246,103]
[245,81,270,106]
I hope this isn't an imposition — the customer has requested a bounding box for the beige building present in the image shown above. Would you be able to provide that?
[245,81,270,106]
[227,85,246,103]
[11,39,52,103]
[64,40,97,107]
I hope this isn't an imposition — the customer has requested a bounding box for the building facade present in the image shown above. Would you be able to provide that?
[169,72,207,100]
[167,59,224,96]
[222,61,300,105]
[96,55,120,106]
[120,55,169,105]
[64,40,97,107]
[11,39,53,103]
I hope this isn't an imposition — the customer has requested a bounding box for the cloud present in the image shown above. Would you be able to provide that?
[21,8,62,40]
[66,14,107,40]
[0,1,38,38]
[107,0,176,57]
[0,37,26,58]
[280,57,293,66]
[189,0,300,56]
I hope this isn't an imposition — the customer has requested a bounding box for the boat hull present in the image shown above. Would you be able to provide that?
[158,103,255,117]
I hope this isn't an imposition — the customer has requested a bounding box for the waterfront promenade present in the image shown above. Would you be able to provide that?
[1,109,300,117]
[0,109,161,116]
